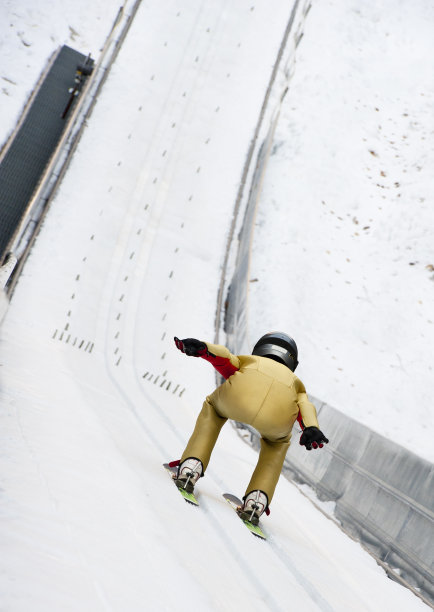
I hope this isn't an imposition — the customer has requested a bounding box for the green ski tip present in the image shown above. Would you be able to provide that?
[177,486,199,506]
[242,520,266,539]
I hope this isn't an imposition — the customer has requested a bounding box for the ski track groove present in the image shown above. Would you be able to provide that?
[96,216,280,607]
[267,537,335,612]
[99,288,333,611]
[103,349,285,610]
[98,256,304,610]
[95,142,334,612]
[93,4,335,607]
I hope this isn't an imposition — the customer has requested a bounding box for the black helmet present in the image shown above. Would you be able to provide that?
[252,332,299,371]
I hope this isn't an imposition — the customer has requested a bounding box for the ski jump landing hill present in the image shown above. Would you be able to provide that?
[0,1,432,610]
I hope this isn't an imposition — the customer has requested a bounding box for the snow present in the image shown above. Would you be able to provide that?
[0,0,432,610]
[249,0,434,463]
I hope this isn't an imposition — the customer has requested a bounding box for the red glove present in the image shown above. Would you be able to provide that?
[174,337,208,357]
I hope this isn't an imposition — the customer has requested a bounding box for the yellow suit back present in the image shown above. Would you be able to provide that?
[209,353,318,440]
[180,342,319,503]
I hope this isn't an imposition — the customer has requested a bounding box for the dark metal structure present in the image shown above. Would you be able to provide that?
[0,45,93,263]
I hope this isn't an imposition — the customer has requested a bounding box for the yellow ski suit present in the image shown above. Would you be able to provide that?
[180,342,320,504]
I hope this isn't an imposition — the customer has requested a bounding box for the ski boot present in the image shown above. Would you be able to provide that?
[237,490,268,525]
[174,457,203,494]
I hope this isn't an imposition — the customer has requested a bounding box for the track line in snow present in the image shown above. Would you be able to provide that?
[102,351,290,610]
[267,538,335,612]
[99,234,328,609]
[102,282,336,611]
[206,461,334,612]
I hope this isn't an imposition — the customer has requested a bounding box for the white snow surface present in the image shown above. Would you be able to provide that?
[0,1,432,610]
[249,0,434,463]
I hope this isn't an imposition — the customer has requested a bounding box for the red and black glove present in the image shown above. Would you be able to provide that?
[299,426,329,451]
[174,337,208,357]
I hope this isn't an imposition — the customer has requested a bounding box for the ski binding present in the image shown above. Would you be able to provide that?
[163,463,199,506]
[223,493,267,540]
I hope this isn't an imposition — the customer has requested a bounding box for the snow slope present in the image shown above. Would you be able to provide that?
[0,1,431,610]
[249,0,434,463]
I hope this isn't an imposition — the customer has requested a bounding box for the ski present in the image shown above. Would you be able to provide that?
[163,463,199,506]
[223,493,267,540]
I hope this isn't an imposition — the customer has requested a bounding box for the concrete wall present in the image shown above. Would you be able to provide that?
[284,400,434,599]
[237,407,434,601]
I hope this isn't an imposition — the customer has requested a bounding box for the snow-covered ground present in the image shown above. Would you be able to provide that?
[0,1,432,610]
[249,0,434,463]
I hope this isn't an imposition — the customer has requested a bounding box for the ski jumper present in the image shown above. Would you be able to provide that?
[180,342,320,503]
